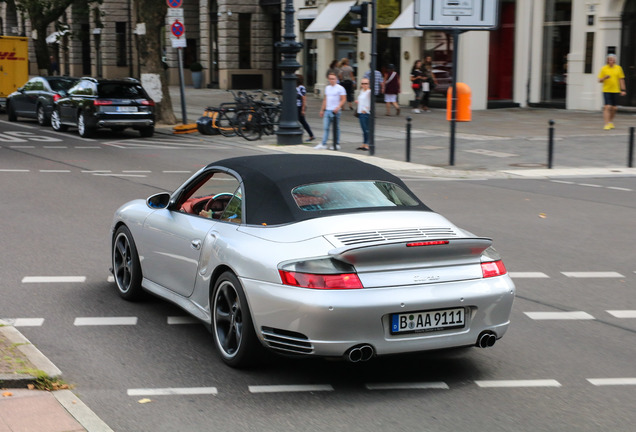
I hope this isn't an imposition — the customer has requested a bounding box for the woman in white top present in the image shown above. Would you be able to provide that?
[355,78,372,151]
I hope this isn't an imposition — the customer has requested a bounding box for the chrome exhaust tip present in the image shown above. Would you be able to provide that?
[477,331,497,348]
[345,344,375,362]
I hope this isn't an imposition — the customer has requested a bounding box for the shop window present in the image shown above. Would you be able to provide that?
[116,22,127,67]
[239,14,251,69]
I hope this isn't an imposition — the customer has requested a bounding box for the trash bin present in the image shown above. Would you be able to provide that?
[446,83,471,122]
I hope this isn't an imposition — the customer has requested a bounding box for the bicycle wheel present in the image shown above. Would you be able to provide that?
[216,110,237,137]
[235,110,262,141]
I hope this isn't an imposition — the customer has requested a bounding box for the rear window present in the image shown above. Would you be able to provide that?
[98,83,146,99]
[292,181,419,211]
[49,78,78,92]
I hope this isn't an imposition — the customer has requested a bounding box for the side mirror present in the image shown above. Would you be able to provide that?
[146,192,171,209]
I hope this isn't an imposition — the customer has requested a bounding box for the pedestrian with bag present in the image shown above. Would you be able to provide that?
[384,64,400,116]
[421,55,437,112]
[410,59,425,113]
[355,78,372,151]
[598,53,626,130]
[296,74,315,142]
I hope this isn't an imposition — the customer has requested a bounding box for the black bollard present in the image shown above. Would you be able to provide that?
[548,120,555,169]
[332,112,338,151]
[406,116,412,162]
[629,127,635,168]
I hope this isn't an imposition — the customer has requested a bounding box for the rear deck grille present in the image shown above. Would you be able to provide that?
[332,228,458,246]
[261,327,313,355]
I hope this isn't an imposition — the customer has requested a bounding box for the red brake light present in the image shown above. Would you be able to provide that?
[53,93,61,102]
[481,260,507,278]
[141,99,155,106]
[279,270,363,290]
[94,100,113,106]
[406,240,450,247]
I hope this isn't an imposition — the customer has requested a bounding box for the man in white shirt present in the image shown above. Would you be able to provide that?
[315,73,346,150]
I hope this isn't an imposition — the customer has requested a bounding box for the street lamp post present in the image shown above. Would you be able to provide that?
[275,0,304,145]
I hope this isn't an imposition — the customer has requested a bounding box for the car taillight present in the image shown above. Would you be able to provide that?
[279,270,362,289]
[141,99,155,106]
[407,240,449,247]
[278,258,363,289]
[53,93,61,102]
[481,260,507,278]
[94,100,113,106]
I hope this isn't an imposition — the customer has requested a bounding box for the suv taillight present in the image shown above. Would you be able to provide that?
[94,100,113,106]
[141,99,155,106]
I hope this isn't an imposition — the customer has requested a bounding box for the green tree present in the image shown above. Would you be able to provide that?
[12,0,100,73]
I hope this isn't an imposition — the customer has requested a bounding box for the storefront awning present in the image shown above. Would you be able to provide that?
[304,0,356,40]
[297,8,318,21]
[388,2,423,38]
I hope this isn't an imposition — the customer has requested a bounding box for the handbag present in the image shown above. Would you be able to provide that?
[411,83,421,90]
[353,111,360,118]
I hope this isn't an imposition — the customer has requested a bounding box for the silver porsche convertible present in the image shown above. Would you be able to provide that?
[111,154,515,367]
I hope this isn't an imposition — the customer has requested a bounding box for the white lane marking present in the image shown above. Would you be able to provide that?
[43,146,68,149]
[75,146,101,149]
[163,170,193,174]
[38,169,71,173]
[13,318,45,327]
[550,180,575,184]
[82,170,112,173]
[509,272,550,278]
[587,378,636,386]
[366,382,449,390]
[607,310,636,318]
[22,276,86,283]
[579,183,603,188]
[248,384,334,394]
[167,316,199,325]
[465,149,517,158]
[475,379,561,388]
[74,317,138,326]
[8,146,35,149]
[127,387,218,396]
[524,311,595,320]
[0,169,30,172]
[122,170,152,173]
[92,173,147,177]
[561,272,624,278]
[606,186,633,191]
[107,275,114,283]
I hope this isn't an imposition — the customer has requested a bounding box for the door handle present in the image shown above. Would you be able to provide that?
[191,239,202,250]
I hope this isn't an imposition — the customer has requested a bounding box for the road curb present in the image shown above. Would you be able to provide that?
[0,319,61,386]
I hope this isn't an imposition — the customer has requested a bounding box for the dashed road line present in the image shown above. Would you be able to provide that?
[607,310,636,318]
[475,379,561,388]
[561,272,625,278]
[587,378,636,386]
[509,272,550,278]
[127,387,218,396]
[0,169,29,172]
[524,311,595,320]
[248,384,334,394]
[366,382,448,390]
[22,276,86,283]
[550,180,633,192]
[74,317,138,326]
[167,316,199,325]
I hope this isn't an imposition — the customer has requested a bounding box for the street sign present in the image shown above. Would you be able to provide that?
[167,8,184,19]
[414,0,499,30]
[167,0,183,8]
[171,20,185,38]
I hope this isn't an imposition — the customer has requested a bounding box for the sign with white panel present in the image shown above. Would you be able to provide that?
[414,0,499,30]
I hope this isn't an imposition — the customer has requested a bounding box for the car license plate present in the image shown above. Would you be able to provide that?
[391,308,465,334]
[116,106,138,112]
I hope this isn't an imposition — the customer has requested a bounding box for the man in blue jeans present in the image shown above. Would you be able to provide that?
[315,72,346,150]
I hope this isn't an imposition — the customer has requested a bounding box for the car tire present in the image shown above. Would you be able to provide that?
[36,104,49,126]
[112,226,145,301]
[77,112,95,138]
[139,126,154,138]
[51,109,67,132]
[212,272,262,368]
[7,102,17,122]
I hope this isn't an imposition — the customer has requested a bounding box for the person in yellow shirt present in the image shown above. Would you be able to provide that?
[598,54,626,130]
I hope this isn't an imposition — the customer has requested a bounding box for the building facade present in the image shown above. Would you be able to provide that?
[2,0,636,111]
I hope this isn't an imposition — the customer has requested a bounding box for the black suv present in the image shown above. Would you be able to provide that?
[51,77,155,138]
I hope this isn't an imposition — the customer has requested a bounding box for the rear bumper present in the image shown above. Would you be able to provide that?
[97,118,154,128]
[242,275,515,358]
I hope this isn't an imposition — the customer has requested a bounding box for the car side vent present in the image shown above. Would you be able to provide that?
[261,327,313,355]
[332,228,458,246]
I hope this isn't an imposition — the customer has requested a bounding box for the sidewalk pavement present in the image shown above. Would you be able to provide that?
[165,86,636,179]
[0,320,112,432]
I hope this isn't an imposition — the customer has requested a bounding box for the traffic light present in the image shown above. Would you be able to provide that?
[350,2,370,33]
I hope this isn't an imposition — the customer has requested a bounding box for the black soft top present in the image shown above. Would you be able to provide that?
[206,154,430,225]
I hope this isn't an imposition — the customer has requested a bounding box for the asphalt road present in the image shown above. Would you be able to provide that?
[1,118,635,431]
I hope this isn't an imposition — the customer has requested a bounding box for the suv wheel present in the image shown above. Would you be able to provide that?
[37,104,49,126]
[77,112,95,138]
